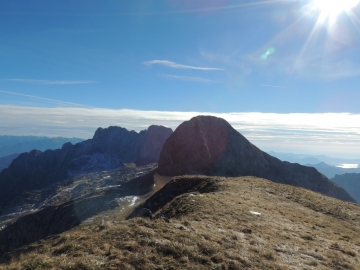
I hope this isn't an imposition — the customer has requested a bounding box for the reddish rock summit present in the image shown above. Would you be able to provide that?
[158,115,356,203]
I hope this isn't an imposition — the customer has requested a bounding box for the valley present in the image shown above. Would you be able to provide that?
[0,115,359,269]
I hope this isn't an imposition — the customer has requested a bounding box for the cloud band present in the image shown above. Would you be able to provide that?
[0,105,359,158]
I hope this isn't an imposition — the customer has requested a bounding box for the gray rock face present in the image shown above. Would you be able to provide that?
[158,115,355,203]
[0,125,172,208]
[137,125,173,165]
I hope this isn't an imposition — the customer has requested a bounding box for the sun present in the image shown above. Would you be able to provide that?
[313,0,360,21]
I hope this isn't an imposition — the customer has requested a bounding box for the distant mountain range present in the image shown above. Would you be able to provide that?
[0,136,84,172]
[268,151,360,167]
[267,152,360,204]
[0,136,84,158]
[305,162,360,179]
[332,173,360,204]
[0,115,358,265]
[0,125,173,209]
[0,153,20,172]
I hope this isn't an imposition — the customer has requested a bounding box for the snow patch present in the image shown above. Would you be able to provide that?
[116,196,139,206]
[96,185,121,190]
[250,211,261,216]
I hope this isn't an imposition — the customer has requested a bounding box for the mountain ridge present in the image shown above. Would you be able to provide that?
[2,175,360,269]
[0,116,359,269]
[306,162,360,179]
[332,173,360,204]
[0,125,173,210]
[0,136,84,158]
[158,115,355,203]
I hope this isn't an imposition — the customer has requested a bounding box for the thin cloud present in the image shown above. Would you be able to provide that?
[0,90,92,108]
[0,105,359,158]
[162,0,285,15]
[4,79,96,85]
[160,74,218,83]
[260,84,288,89]
[143,60,224,71]
[73,0,286,16]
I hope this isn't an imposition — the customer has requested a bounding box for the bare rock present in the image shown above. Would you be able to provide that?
[0,125,172,208]
[158,115,355,203]
[136,125,173,165]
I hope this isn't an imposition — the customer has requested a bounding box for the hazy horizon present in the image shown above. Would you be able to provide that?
[1,106,359,159]
[1,1,360,159]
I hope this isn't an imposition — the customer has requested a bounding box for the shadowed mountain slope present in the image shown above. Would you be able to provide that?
[332,173,360,204]
[0,170,171,256]
[0,125,172,209]
[0,153,20,172]
[158,115,355,203]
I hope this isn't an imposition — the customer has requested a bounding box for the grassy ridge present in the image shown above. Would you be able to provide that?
[2,176,360,269]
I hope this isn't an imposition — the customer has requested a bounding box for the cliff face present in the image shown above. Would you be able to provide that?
[0,125,172,208]
[158,115,355,203]
[137,125,173,165]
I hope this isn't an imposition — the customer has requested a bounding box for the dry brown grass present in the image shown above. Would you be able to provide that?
[2,176,360,269]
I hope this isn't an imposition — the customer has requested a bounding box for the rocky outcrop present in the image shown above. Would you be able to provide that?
[142,175,220,215]
[158,115,355,203]
[0,125,172,208]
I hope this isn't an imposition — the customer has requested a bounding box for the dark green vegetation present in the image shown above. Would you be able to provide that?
[2,175,360,269]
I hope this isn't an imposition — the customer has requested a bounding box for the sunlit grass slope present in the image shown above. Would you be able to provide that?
[2,176,360,269]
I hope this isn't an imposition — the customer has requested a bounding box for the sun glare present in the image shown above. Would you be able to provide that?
[313,0,360,19]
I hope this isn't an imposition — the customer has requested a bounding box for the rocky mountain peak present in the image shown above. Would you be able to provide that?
[137,125,173,165]
[158,115,267,176]
[92,126,135,141]
[158,115,355,203]
[0,124,173,208]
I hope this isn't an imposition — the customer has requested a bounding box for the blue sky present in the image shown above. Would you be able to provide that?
[1,0,360,157]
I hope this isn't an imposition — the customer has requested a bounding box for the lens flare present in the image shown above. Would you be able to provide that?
[261,47,275,60]
[313,0,360,18]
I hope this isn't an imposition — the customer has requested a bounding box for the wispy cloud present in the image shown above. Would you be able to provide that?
[260,84,288,89]
[143,60,224,71]
[159,74,218,83]
[0,90,92,108]
[0,105,359,158]
[3,79,96,85]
